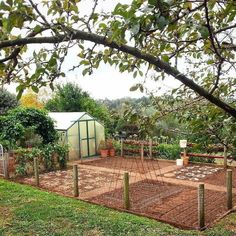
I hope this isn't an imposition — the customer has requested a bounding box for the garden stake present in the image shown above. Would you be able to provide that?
[121,139,124,157]
[223,141,227,168]
[141,142,144,162]
[123,172,130,210]
[73,165,79,197]
[198,183,205,229]
[149,139,152,158]
[226,169,232,210]
[34,157,39,187]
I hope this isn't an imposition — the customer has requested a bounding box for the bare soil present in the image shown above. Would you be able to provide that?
[18,168,123,198]
[82,157,174,174]
[17,157,236,230]
[204,167,236,187]
[89,180,232,229]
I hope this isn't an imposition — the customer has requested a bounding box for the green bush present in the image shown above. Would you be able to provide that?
[0,107,57,148]
[155,144,181,160]
[14,144,68,176]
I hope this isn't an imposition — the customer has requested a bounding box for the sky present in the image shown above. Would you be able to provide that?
[5,0,181,100]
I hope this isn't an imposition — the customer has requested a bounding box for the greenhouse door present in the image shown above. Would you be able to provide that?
[79,120,96,158]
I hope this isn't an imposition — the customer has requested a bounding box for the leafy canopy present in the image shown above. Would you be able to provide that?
[0,107,57,147]
[0,0,235,118]
[45,82,111,130]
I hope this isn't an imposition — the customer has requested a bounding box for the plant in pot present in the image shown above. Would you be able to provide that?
[107,139,116,157]
[98,140,108,158]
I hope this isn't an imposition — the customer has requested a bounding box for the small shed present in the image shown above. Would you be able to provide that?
[49,112,105,160]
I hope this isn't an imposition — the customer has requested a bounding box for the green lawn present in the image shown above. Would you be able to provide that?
[0,179,236,236]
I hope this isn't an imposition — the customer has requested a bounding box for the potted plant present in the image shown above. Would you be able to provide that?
[107,139,116,157]
[98,140,108,158]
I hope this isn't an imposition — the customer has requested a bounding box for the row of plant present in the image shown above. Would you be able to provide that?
[122,140,181,160]
[123,139,159,146]
[121,140,218,163]
[11,144,68,176]
[0,107,70,176]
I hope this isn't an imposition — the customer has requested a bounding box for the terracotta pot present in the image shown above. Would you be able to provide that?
[100,149,108,158]
[109,148,115,157]
[183,156,189,166]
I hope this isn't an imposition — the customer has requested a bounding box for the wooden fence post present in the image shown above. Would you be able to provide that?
[121,139,124,157]
[226,169,233,210]
[198,183,205,229]
[123,172,130,210]
[223,140,227,168]
[183,148,187,158]
[3,153,9,179]
[34,157,39,187]
[141,142,144,161]
[73,165,79,197]
[149,139,152,158]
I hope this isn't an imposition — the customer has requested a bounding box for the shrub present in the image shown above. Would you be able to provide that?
[155,144,181,160]
[14,144,68,176]
[0,89,18,115]
[0,107,57,147]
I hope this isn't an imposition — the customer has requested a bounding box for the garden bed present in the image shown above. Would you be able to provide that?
[16,156,236,230]
[89,180,232,229]
[82,156,174,174]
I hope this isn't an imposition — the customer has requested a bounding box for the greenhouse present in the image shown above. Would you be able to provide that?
[49,112,105,160]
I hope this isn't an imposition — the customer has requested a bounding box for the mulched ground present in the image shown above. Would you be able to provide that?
[204,167,236,187]
[83,157,174,174]
[89,180,232,229]
[16,157,236,230]
[18,168,123,198]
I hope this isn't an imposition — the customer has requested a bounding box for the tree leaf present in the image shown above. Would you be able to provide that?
[32,86,39,93]
[198,26,209,39]
[130,84,139,91]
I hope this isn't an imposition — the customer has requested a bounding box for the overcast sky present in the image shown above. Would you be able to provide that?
[5,0,181,100]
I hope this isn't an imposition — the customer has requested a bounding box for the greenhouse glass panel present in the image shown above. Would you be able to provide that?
[81,139,88,157]
[95,122,105,151]
[80,114,94,121]
[89,139,96,156]
[79,121,87,139]
[67,122,79,160]
[88,121,95,137]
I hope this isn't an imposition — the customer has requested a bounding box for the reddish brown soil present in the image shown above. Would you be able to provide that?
[83,157,173,174]
[89,180,232,229]
[18,168,122,197]
[204,167,236,187]
[16,158,236,230]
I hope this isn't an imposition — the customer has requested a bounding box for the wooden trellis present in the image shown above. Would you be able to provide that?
[121,139,159,158]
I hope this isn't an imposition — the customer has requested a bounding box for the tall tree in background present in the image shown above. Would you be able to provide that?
[46,83,91,112]
[0,89,18,115]
[45,83,111,133]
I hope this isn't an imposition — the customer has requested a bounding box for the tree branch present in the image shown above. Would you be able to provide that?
[0,30,236,118]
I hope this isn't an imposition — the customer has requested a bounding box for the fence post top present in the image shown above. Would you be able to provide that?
[198,183,205,187]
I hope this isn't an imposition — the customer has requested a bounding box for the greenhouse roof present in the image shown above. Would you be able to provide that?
[48,112,87,130]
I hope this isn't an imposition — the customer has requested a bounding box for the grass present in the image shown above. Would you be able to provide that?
[0,179,236,235]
